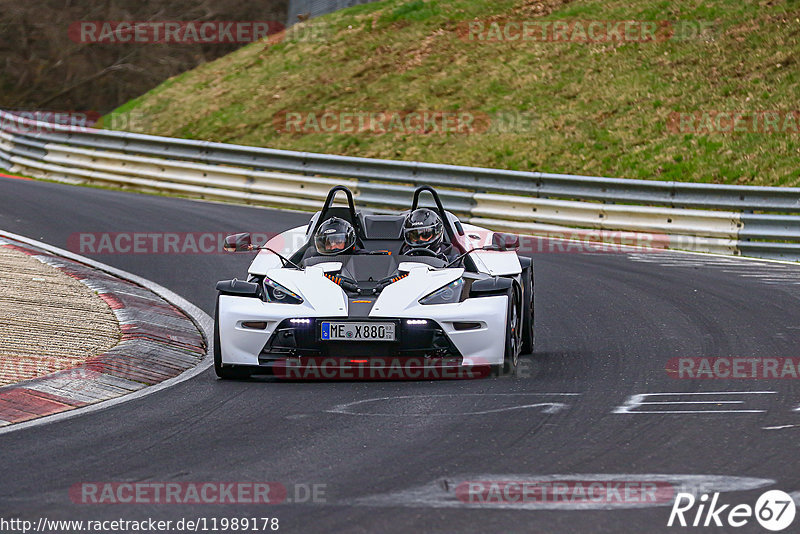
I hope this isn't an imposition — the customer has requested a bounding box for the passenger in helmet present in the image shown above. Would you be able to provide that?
[314,217,356,255]
[400,208,454,260]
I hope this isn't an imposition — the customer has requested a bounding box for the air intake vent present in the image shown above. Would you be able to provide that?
[453,321,482,331]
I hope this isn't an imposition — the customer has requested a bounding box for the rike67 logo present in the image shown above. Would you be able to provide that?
[668,490,796,531]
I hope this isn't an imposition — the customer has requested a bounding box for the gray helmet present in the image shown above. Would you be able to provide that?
[314,217,356,255]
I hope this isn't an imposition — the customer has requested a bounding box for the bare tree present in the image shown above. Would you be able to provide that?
[0,0,288,113]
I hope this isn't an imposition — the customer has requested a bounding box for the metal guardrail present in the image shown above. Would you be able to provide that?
[1,110,799,261]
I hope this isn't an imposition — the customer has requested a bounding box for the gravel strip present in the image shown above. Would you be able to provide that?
[0,246,121,385]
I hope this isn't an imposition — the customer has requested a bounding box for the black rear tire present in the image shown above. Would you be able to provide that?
[521,266,535,354]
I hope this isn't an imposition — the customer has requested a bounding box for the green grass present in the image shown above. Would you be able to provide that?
[107,0,800,186]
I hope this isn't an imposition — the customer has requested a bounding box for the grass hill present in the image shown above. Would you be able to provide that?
[110,0,800,186]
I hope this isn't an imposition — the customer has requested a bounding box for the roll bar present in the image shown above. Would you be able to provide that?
[312,185,361,236]
[411,185,458,245]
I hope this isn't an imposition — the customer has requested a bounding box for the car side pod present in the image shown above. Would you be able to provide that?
[216,278,260,298]
[469,277,513,298]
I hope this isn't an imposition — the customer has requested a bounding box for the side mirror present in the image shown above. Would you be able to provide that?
[216,279,260,297]
[224,233,253,253]
[492,232,519,251]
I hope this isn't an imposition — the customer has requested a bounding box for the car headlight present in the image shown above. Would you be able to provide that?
[419,278,465,305]
[263,278,303,304]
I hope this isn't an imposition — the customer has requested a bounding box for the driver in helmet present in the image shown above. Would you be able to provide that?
[400,208,455,261]
[313,216,357,256]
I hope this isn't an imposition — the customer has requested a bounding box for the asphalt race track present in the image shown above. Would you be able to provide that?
[1,176,799,533]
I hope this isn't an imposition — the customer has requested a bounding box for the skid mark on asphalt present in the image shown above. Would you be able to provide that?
[327,393,580,416]
[349,474,775,511]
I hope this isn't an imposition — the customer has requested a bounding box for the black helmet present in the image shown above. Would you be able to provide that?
[403,208,443,248]
[315,217,356,255]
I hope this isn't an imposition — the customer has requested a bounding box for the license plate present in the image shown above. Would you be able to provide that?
[321,322,395,341]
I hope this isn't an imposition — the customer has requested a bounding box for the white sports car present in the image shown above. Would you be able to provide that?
[214,185,533,379]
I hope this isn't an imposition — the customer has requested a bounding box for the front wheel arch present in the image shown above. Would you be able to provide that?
[214,294,250,380]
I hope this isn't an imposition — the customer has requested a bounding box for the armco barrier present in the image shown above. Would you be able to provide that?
[1,110,798,261]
